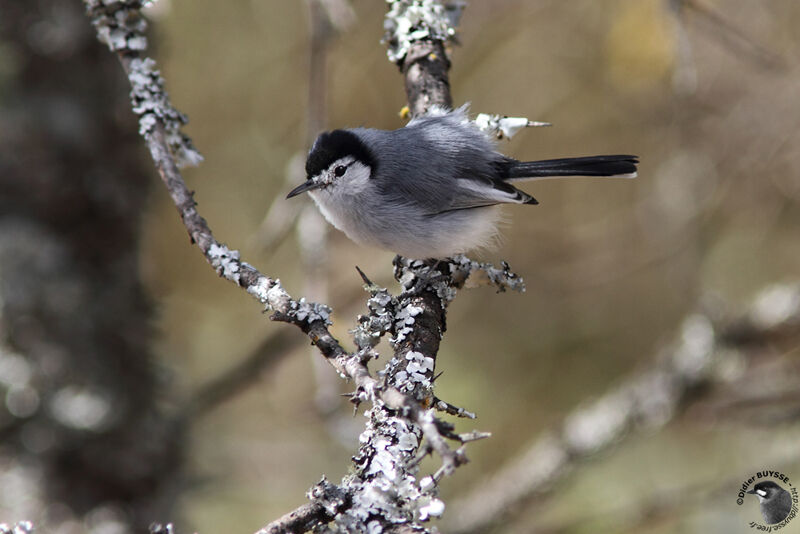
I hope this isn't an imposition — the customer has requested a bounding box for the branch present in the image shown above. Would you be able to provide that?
[447,282,800,533]
[83,1,520,532]
[83,0,349,374]
[677,0,784,71]
[384,0,465,116]
[255,503,329,534]
[185,329,297,417]
[255,478,348,534]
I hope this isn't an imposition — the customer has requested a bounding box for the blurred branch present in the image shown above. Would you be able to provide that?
[668,0,698,94]
[673,0,784,71]
[185,282,385,419]
[252,155,305,252]
[253,0,351,250]
[301,0,338,425]
[448,282,800,534]
[83,0,350,391]
[184,329,297,418]
[534,464,795,534]
[693,375,800,427]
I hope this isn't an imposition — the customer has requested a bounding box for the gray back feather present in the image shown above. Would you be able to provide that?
[352,112,507,214]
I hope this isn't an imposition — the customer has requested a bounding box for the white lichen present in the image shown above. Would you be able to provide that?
[251,277,331,324]
[449,255,526,294]
[84,0,149,52]
[383,0,465,63]
[563,390,631,454]
[0,521,35,534]
[397,351,434,390]
[127,57,203,167]
[419,475,435,492]
[352,287,396,349]
[262,280,290,311]
[418,497,445,520]
[207,243,241,283]
[84,0,203,167]
[474,113,551,140]
[391,303,424,345]
[293,298,333,325]
[332,406,436,532]
[750,283,800,329]
[673,314,714,379]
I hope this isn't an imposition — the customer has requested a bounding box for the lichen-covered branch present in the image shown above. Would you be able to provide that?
[255,478,348,534]
[83,1,523,532]
[309,258,521,533]
[384,0,465,115]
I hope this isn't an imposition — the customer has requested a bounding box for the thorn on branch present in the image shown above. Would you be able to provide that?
[409,443,434,469]
[456,430,492,443]
[433,396,476,419]
[432,446,468,482]
[355,265,375,287]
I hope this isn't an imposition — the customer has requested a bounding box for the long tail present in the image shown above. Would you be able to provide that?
[501,155,638,181]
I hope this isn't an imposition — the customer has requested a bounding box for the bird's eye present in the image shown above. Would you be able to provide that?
[334,165,347,177]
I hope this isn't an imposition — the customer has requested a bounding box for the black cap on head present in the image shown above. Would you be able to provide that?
[750,481,783,493]
[306,129,376,178]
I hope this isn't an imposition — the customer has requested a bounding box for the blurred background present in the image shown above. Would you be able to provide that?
[1,0,800,532]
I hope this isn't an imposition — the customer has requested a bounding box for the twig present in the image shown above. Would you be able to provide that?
[433,396,476,419]
[254,503,328,534]
[255,478,348,534]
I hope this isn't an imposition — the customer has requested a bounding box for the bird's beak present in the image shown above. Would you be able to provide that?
[286,179,322,199]
[746,489,756,494]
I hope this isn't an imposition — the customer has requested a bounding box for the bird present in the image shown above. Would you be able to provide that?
[747,481,793,524]
[287,107,638,259]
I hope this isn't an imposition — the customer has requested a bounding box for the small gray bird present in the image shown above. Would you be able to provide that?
[747,481,793,524]
[288,107,638,259]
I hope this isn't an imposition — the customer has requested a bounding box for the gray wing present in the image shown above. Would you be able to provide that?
[360,118,536,216]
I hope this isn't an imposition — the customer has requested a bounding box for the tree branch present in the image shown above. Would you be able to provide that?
[255,478,348,534]
[185,329,297,418]
[83,1,518,532]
